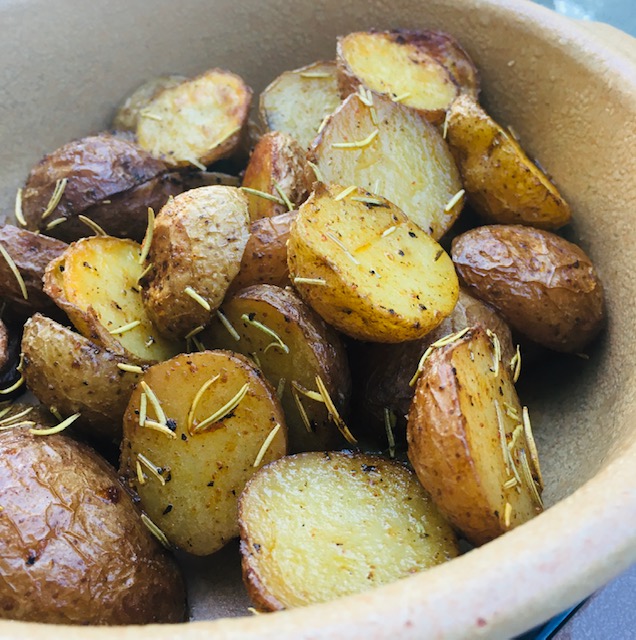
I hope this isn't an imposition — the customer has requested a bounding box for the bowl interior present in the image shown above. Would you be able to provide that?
[0,0,635,637]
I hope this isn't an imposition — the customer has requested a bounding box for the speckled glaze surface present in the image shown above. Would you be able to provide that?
[0,0,635,638]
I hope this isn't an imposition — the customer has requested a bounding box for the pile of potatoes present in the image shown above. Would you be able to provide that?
[0,28,604,622]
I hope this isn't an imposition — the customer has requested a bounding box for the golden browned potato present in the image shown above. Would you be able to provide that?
[239,451,458,610]
[0,426,186,624]
[201,284,351,453]
[119,350,287,555]
[310,92,464,239]
[43,236,181,362]
[446,94,571,229]
[20,133,172,241]
[452,225,605,352]
[227,210,296,295]
[259,61,342,149]
[337,31,459,124]
[407,326,543,545]
[399,30,480,98]
[241,131,310,220]
[0,225,67,313]
[112,74,188,131]
[288,183,459,342]
[136,68,252,169]
[142,186,251,339]
[362,289,516,427]
[21,313,144,443]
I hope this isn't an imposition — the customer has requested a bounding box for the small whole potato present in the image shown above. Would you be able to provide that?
[0,427,186,625]
[451,225,605,352]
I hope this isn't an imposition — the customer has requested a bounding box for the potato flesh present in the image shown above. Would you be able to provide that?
[259,61,341,149]
[338,31,458,120]
[112,74,187,132]
[120,351,287,555]
[407,327,543,545]
[136,69,251,168]
[240,452,458,610]
[311,93,463,239]
[201,285,350,453]
[47,237,180,362]
[446,94,571,229]
[288,183,459,342]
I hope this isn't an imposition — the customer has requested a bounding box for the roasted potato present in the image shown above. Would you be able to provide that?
[452,225,605,352]
[201,284,351,453]
[22,313,144,443]
[112,74,188,131]
[241,131,310,220]
[20,134,172,241]
[259,61,342,149]
[136,68,252,169]
[310,92,464,239]
[227,210,296,295]
[288,183,459,342]
[407,326,543,545]
[142,186,251,339]
[336,30,459,124]
[446,94,571,229]
[119,350,287,555]
[0,317,22,398]
[361,289,516,428]
[239,451,458,610]
[43,236,181,362]
[0,225,67,313]
[0,426,186,624]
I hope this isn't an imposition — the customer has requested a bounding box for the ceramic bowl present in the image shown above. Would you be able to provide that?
[0,0,635,637]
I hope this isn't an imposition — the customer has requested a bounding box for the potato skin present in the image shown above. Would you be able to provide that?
[241,131,311,220]
[21,134,169,240]
[0,428,186,625]
[21,314,143,443]
[142,186,250,339]
[452,225,605,352]
[0,225,67,312]
[446,95,571,229]
[407,326,542,545]
[227,210,296,295]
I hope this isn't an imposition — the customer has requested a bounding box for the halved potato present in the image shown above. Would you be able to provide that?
[43,236,181,362]
[259,61,342,149]
[142,186,251,339]
[112,74,188,132]
[119,350,287,555]
[239,451,459,611]
[407,325,544,545]
[136,68,252,168]
[241,131,310,220]
[337,30,459,123]
[201,284,351,453]
[310,93,464,239]
[22,313,144,443]
[227,210,296,295]
[446,94,571,229]
[287,183,459,342]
